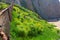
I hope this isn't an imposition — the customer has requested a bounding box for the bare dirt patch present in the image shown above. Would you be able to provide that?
[48,19,60,29]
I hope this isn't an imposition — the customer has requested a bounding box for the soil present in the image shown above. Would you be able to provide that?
[48,19,60,29]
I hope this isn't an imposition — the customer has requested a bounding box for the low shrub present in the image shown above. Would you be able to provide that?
[0,3,59,40]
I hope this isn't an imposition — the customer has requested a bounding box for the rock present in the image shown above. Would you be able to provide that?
[1,0,60,19]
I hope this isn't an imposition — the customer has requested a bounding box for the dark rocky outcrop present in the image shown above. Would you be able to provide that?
[1,0,60,19]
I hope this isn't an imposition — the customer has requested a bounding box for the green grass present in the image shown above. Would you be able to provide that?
[0,3,60,40]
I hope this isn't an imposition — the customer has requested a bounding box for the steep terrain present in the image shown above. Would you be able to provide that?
[1,0,60,19]
[0,3,60,40]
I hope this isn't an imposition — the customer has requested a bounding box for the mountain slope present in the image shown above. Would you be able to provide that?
[0,3,59,40]
[1,0,60,19]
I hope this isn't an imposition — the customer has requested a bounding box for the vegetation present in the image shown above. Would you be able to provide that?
[0,3,60,40]
[0,2,8,10]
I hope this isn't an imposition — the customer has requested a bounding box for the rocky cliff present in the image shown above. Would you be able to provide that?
[1,0,60,19]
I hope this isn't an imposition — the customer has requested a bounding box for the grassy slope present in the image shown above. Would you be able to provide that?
[0,3,59,40]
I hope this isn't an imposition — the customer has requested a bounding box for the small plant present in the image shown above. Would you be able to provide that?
[0,3,59,40]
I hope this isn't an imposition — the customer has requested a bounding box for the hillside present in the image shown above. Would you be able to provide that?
[0,3,59,40]
[1,0,60,19]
